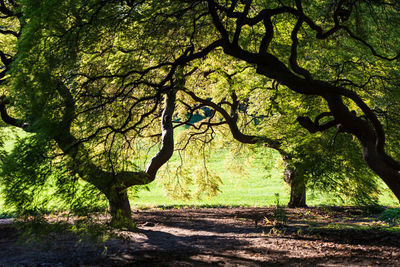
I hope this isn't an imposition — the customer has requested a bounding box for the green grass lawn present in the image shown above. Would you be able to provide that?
[131,147,399,209]
[0,126,398,214]
[131,150,289,208]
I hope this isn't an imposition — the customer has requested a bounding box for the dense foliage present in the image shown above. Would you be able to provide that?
[0,0,399,225]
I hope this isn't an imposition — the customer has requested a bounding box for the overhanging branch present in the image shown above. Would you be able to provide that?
[296,112,338,133]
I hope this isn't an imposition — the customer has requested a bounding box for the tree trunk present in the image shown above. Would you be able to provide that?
[105,187,135,229]
[362,145,400,202]
[288,178,306,208]
[283,161,307,208]
[323,93,400,203]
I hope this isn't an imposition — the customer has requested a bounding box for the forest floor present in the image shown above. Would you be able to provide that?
[1,207,400,266]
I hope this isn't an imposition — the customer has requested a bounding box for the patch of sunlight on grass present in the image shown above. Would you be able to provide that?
[0,126,398,211]
[132,144,399,209]
[132,148,289,208]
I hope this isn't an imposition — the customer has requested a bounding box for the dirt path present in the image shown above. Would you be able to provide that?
[1,207,400,266]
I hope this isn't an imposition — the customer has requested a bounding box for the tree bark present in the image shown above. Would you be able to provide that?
[283,160,307,208]
[288,184,306,208]
[145,89,176,178]
[105,186,134,228]
[361,138,400,201]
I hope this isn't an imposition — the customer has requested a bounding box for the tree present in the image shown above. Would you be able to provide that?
[0,0,229,226]
[176,58,309,207]
[177,53,381,207]
[131,0,400,204]
[1,0,399,225]
[0,0,185,227]
[198,0,400,202]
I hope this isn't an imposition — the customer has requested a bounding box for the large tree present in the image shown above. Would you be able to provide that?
[177,53,381,207]
[197,0,400,201]
[1,0,399,225]
[0,0,190,226]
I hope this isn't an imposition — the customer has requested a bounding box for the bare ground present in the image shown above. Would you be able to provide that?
[0,207,400,266]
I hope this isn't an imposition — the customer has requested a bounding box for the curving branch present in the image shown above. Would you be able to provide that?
[0,51,12,68]
[289,17,312,80]
[145,89,176,179]
[0,0,14,17]
[0,96,24,128]
[296,112,338,134]
[259,16,273,54]
[341,26,400,61]
[207,0,230,41]
[182,89,284,154]
[232,0,253,45]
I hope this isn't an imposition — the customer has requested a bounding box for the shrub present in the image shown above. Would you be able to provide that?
[378,208,400,226]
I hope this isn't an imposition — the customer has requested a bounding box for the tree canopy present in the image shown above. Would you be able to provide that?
[0,0,399,226]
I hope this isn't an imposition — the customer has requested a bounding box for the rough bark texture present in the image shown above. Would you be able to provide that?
[284,163,307,208]
[106,187,133,228]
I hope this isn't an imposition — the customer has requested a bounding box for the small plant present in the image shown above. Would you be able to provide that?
[378,208,400,226]
[268,226,286,236]
[296,228,303,235]
[273,193,287,227]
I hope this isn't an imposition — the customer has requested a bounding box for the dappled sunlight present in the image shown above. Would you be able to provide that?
[1,207,400,265]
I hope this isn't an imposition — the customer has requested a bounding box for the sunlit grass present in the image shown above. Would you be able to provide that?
[131,146,399,208]
[0,126,398,215]
[131,150,290,208]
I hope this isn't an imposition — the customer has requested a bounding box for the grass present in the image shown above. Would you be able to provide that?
[131,146,399,209]
[0,126,398,214]
[132,149,289,208]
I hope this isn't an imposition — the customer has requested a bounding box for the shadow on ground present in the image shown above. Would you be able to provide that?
[1,207,400,266]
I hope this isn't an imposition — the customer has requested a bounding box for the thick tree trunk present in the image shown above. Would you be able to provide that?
[105,187,134,229]
[288,185,306,208]
[283,161,307,208]
[288,178,306,208]
[323,94,400,202]
[362,144,400,202]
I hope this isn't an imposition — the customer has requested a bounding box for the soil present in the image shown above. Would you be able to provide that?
[0,207,400,266]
